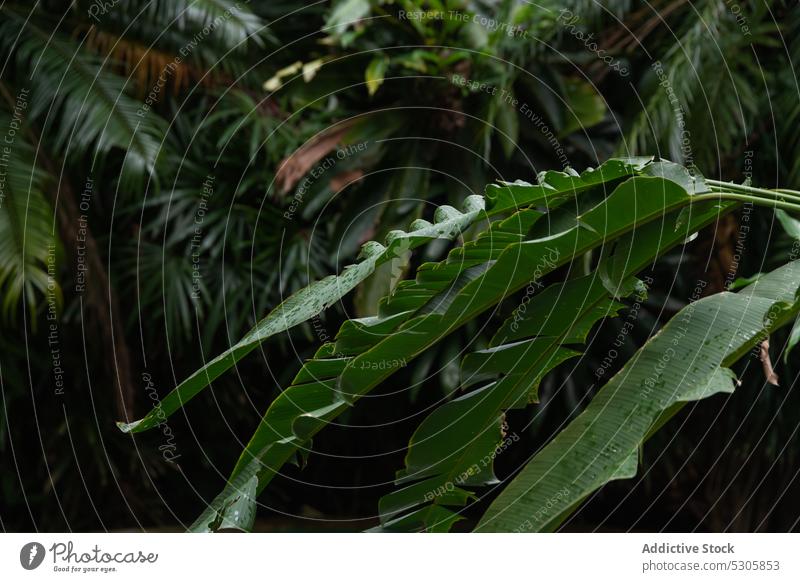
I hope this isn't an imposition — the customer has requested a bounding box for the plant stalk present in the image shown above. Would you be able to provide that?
[693,190,800,214]
[707,179,800,205]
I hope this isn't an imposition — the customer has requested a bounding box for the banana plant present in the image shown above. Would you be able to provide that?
[119,156,800,531]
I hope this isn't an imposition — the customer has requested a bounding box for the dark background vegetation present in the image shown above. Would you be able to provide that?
[1,0,800,531]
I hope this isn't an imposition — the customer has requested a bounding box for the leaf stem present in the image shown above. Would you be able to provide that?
[709,185,800,206]
[774,188,800,197]
[707,179,800,205]
[692,191,800,214]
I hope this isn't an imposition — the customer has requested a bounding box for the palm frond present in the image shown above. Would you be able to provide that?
[0,113,60,321]
[1,9,167,192]
[81,0,274,87]
[625,0,774,170]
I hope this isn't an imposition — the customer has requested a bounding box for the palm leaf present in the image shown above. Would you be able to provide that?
[0,117,60,321]
[84,0,273,84]
[1,10,166,192]
[623,0,775,170]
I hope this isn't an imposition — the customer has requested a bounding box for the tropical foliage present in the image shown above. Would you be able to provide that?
[2,0,800,532]
[122,157,800,531]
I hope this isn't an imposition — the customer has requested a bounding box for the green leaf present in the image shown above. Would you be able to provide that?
[640,159,711,195]
[119,158,744,532]
[0,119,60,322]
[123,159,651,435]
[483,157,647,216]
[494,95,519,159]
[326,0,371,36]
[559,78,606,137]
[118,196,487,433]
[477,260,800,532]
[201,170,724,531]
[0,13,167,192]
[375,193,735,532]
[778,210,800,361]
[365,55,389,96]
[776,208,800,239]
[215,475,258,532]
[191,456,263,532]
[729,273,764,291]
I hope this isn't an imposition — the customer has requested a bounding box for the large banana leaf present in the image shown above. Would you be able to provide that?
[477,260,800,532]
[187,160,724,531]
[374,196,733,531]
[119,195,486,434]
[189,207,545,530]
[120,159,641,434]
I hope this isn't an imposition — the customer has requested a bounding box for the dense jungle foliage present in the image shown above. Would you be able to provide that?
[2,0,800,532]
